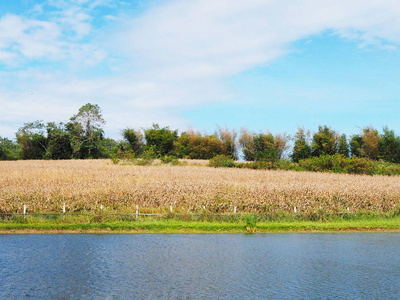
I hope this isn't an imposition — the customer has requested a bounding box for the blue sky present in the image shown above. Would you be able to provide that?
[1,0,400,140]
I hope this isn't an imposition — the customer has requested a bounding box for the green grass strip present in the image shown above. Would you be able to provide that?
[0,216,399,233]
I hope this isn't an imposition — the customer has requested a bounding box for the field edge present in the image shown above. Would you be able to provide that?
[1,218,400,234]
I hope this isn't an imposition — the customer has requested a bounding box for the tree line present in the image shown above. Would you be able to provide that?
[2,103,400,165]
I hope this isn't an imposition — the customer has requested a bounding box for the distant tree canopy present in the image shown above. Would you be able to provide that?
[378,127,400,163]
[239,130,289,162]
[174,130,224,159]
[291,128,311,162]
[311,125,338,157]
[4,105,400,165]
[0,137,19,160]
[16,121,48,160]
[13,103,107,160]
[173,128,237,160]
[338,134,349,158]
[121,128,144,157]
[67,103,106,158]
[46,122,73,159]
[144,124,178,157]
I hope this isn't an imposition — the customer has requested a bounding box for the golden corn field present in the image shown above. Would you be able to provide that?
[1,159,400,215]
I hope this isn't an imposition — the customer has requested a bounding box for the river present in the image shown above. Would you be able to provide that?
[0,233,399,299]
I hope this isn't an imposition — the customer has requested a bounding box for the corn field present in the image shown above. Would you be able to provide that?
[1,159,400,215]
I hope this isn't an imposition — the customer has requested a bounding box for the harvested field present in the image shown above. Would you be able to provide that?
[1,159,400,215]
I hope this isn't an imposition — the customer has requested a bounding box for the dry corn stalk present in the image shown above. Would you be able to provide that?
[0,159,399,214]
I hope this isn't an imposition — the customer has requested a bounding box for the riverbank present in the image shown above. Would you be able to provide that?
[1,216,400,233]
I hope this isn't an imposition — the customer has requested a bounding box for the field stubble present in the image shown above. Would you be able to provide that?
[1,159,400,217]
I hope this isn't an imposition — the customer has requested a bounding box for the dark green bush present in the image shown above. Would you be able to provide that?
[346,157,375,175]
[134,158,153,166]
[298,154,346,172]
[209,155,236,168]
[244,160,278,170]
[160,156,179,165]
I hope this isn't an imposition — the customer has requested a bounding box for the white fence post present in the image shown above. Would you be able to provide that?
[136,205,139,218]
[170,205,173,213]
[234,206,237,214]
[100,204,103,210]
[63,203,66,214]
[294,206,297,213]
[23,204,26,219]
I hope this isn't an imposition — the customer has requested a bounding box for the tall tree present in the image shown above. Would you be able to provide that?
[46,122,73,159]
[122,128,144,156]
[216,126,237,160]
[16,121,48,159]
[361,126,379,160]
[338,134,349,158]
[0,137,19,160]
[174,130,225,159]
[144,124,178,157]
[253,132,277,161]
[311,125,338,157]
[291,127,311,162]
[274,133,290,160]
[239,128,255,161]
[378,127,400,163]
[67,103,105,158]
[350,134,363,157]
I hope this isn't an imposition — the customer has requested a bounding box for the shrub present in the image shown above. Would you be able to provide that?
[346,157,375,175]
[141,146,158,159]
[245,160,278,170]
[299,154,348,173]
[160,156,179,166]
[209,155,236,168]
[134,158,153,166]
[244,213,257,232]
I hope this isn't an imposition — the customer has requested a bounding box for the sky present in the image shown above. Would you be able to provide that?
[1,0,400,140]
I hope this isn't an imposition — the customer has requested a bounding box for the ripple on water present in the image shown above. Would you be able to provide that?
[0,233,399,299]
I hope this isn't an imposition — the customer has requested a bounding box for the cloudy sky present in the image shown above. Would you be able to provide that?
[1,0,400,139]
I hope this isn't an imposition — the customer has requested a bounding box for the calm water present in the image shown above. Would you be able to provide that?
[0,233,399,299]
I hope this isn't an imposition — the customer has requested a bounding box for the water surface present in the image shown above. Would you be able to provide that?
[0,233,399,299]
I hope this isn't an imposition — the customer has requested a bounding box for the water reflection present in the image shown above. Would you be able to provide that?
[0,233,399,299]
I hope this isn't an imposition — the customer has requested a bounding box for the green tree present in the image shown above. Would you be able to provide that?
[16,121,48,159]
[216,126,237,159]
[173,131,192,158]
[174,130,224,159]
[144,124,178,157]
[239,128,255,161]
[46,122,73,159]
[291,127,311,162]
[274,133,290,160]
[350,134,363,157]
[239,129,281,162]
[253,132,277,161]
[361,126,379,160]
[67,103,105,158]
[311,125,338,157]
[0,137,19,160]
[99,138,119,158]
[378,127,400,163]
[122,128,144,157]
[338,134,349,158]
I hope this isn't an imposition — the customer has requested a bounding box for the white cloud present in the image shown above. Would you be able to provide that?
[119,0,400,77]
[0,14,62,61]
[1,0,400,139]
[0,0,114,65]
